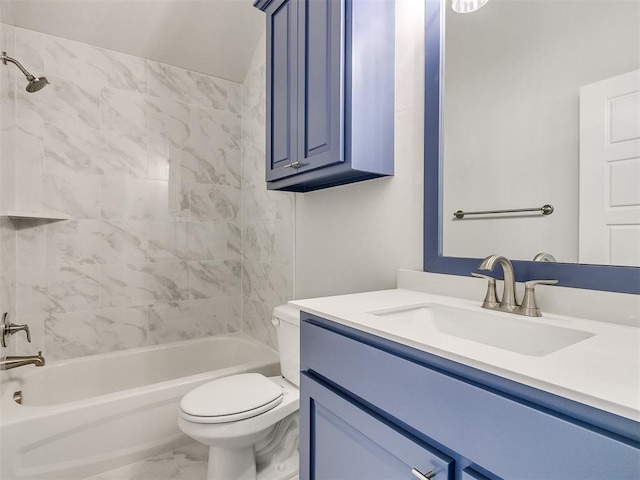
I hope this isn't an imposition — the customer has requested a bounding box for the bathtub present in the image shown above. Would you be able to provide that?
[0,332,280,480]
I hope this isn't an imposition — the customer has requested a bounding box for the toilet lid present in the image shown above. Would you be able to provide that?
[180,373,283,422]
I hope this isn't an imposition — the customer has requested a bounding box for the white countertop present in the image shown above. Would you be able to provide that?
[291,289,640,422]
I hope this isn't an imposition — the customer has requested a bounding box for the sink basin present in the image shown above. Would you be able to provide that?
[368,304,595,357]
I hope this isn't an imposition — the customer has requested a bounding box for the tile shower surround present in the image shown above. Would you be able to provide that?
[0,19,17,356]
[1,26,294,360]
[240,33,294,348]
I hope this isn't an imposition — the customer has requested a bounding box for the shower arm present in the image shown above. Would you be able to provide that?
[1,52,36,80]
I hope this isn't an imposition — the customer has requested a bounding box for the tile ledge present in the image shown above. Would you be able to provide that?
[0,210,71,221]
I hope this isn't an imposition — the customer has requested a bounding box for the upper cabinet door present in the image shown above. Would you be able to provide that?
[256,0,394,192]
[265,0,299,181]
[297,0,344,172]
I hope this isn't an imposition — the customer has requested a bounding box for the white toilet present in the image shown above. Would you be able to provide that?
[178,305,301,480]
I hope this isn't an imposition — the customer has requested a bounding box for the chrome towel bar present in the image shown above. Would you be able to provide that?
[453,204,554,219]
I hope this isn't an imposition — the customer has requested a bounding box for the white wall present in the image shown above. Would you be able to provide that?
[294,0,425,300]
[442,0,640,263]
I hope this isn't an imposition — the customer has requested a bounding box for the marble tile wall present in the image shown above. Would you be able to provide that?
[0,21,17,357]
[3,26,245,360]
[240,32,295,349]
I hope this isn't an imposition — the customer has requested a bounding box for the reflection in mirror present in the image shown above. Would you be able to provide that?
[424,0,640,293]
[441,0,640,266]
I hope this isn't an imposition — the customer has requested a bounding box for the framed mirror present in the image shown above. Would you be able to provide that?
[423,0,640,294]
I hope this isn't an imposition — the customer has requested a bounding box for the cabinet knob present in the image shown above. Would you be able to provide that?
[411,467,436,480]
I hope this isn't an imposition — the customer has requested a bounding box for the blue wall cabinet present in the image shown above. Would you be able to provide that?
[254,0,395,192]
[300,313,640,479]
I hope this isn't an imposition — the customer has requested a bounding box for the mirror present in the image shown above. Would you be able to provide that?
[443,0,639,266]
[423,0,640,293]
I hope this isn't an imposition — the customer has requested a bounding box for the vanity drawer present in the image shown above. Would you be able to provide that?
[461,468,490,480]
[301,317,640,479]
[301,372,453,480]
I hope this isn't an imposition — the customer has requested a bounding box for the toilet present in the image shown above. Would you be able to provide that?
[178,305,301,480]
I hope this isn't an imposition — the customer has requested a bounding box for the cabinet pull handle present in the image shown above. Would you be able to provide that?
[411,468,435,480]
[283,161,305,169]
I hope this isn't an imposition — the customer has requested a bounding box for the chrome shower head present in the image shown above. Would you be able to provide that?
[25,75,48,93]
[1,51,48,93]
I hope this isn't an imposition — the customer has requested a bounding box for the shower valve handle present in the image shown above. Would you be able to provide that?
[1,313,32,347]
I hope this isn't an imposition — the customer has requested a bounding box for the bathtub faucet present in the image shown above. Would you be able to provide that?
[0,351,45,370]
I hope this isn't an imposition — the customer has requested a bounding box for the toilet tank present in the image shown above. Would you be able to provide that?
[272,305,300,387]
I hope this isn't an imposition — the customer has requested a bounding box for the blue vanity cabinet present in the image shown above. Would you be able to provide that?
[300,313,640,479]
[301,373,454,479]
[254,0,395,192]
[461,469,490,480]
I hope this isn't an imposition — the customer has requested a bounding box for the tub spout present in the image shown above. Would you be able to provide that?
[0,351,45,370]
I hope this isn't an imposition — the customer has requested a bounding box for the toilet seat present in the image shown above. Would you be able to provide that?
[180,373,284,424]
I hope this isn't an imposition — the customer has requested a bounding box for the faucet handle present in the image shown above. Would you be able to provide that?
[471,272,500,308]
[1,313,32,347]
[525,279,559,287]
[10,324,31,343]
[519,280,558,317]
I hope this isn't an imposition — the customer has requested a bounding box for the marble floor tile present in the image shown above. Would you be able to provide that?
[84,443,208,480]
[86,451,180,480]
[172,442,209,480]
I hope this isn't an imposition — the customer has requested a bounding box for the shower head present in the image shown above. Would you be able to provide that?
[1,51,48,93]
[25,75,48,93]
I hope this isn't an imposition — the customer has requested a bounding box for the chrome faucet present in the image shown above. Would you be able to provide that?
[477,255,518,312]
[0,351,45,370]
[474,254,557,317]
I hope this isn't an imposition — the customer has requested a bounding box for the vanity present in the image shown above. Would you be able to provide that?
[292,286,640,479]
[286,0,640,475]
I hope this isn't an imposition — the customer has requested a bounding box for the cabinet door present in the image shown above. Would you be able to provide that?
[461,468,491,480]
[300,373,454,480]
[296,0,344,173]
[265,0,298,181]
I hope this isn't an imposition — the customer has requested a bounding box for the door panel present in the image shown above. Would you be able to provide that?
[301,373,454,480]
[266,0,298,181]
[579,69,640,266]
[297,0,344,172]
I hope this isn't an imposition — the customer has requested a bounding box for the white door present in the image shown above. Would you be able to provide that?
[579,69,640,266]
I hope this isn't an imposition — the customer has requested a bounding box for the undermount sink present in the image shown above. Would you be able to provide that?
[368,304,595,357]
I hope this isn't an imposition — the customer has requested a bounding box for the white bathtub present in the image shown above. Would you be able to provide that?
[0,332,280,480]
